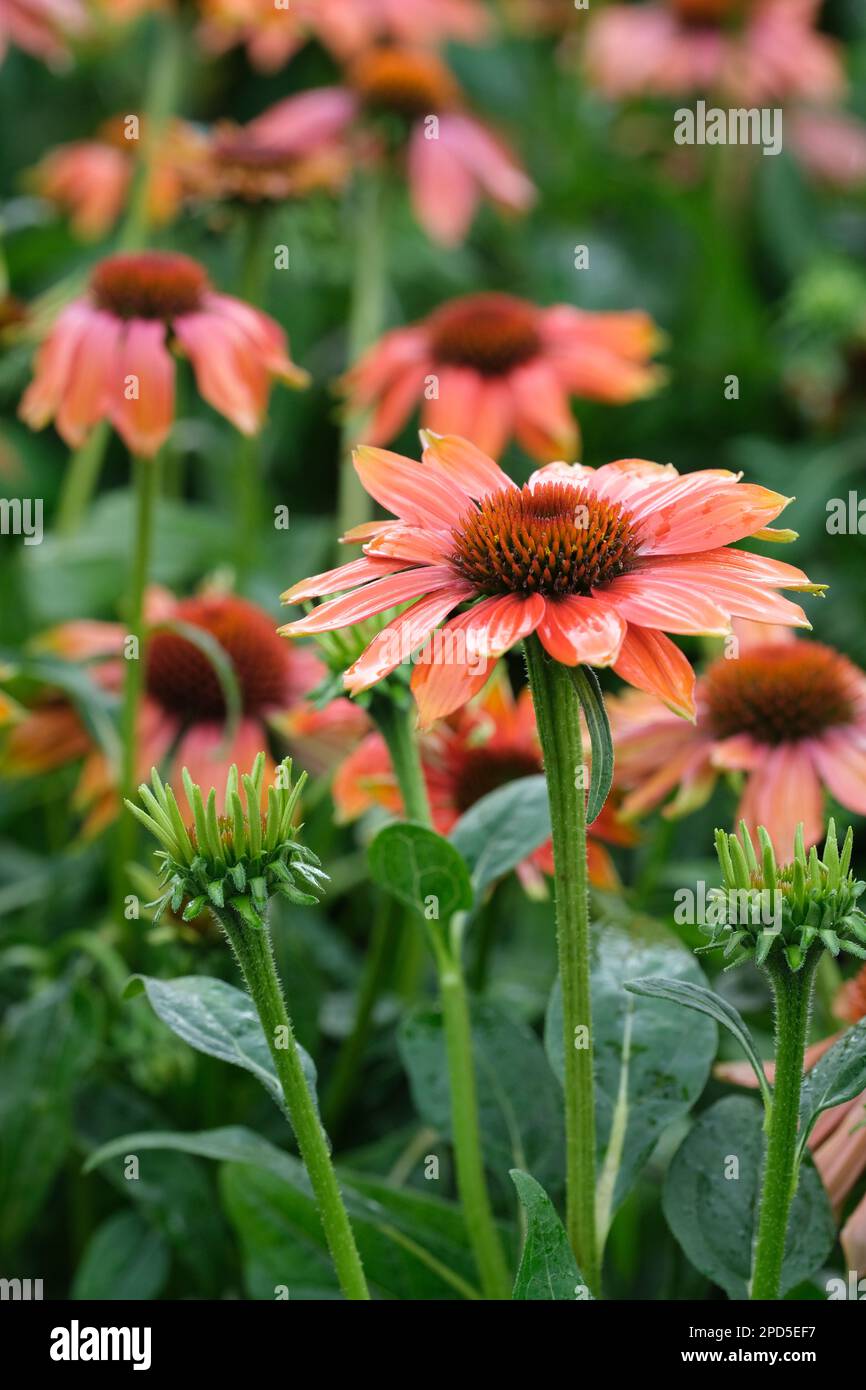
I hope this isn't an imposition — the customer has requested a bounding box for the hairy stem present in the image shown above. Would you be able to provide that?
[750,955,817,1300]
[217,904,370,1301]
[524,635,600,1295]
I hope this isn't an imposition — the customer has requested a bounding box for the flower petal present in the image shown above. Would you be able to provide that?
[344,584,473,694]
[611,624,697,718]
[111,319,175,458]
[353,444,473,528]
[535,593,626,666]
[411,593,544,726]
[281,566,464,635]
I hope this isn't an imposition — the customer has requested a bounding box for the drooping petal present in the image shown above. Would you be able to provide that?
[111,318,175,458]
[344,584,473,694]
[808,729,866,816]
[508,359,579,462]
[173,310,269,435]
[19,302,91,432]
[54,308,123,448]
[736,743,824,853]
[535,593,626,666]
[408,121,480,248]
[411,593,544,726]
[611,624,696,718]
[602,571,732,636]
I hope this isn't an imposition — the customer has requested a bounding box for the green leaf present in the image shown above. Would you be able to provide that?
[0,979,101,1247]
[799,1017,866,1156]
[510,1170,592,1300]
[569,664,613,824]
[546,925,717,1241]
[368,822,473,922]
[624,975,773,1114]
[449,775,550,898]
[663,1096,835,1299]
[72,1211,170,1300]
[87,1124,485,1300]
[124,974,318,1129]
[400,999,564,1198]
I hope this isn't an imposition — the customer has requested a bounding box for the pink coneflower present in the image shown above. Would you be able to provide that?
[789,108,866,191]
[583,0,844,107]
[611,624,866,851]
[342,292,664,461]
[179,116,350,207]
[2,591,366,835]
[19,250,309,457]
[0,0,85,65]
[718,965,866,1278]
[244,48,535,247]
[279,432,820,728]
[198,0,490,73]
[29,118,191,240]
[333,672,637,890]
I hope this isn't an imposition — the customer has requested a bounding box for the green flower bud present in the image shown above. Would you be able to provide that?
[701,819,866,972]
[126,753,327,931]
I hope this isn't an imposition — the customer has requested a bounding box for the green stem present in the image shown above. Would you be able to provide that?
[117,15,186,253]
[56,422,110,535]
[370,692,510,1298]
[524,635,600,1295]
[323,894,400,1134]
[114,455,159,921]
[435,934,512,1300]
[750,955,817,1300]
[371,694,431,826]
[216,904,370,1301]
[336,172,387,548]
[234,207,271,579]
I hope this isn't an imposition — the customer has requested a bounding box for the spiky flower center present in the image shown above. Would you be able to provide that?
[147,596,290,720]
[351,47,460,118]
[449,746,540,813]
[704,642,857,745]
[427,294,542,376]
[450,480,641,597]
[91,251,208,320]
[669,0,747,27]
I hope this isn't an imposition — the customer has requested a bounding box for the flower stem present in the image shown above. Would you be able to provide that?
[216,904,370,1300]
[234,206,271,578]
[524,634,600,1295]
[433,932,512,1301]
[56,422,110,535]
[750,955,817,1300]
[370,694,431,825]
[370,692,510,1298]
[114,454,159,919]
[323,893,400,1134]
[336,172,387,548]
[118,14,186,253]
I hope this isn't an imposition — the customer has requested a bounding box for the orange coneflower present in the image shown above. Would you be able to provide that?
[333,672,635,890]
[341,292,664,461]
[3,590,366,835]
[611,623,866,852]
[243,48,535,247]
[179,116,350,207]
[198,0,490,72]
[279,432,821,727]
[0,0,85,64]
[718,964,866,1278]
[19,250,308,456]
[29,117,193,240]
[583,0,844,106]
